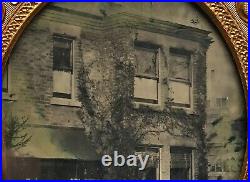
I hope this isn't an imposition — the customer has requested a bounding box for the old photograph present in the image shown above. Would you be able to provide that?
[2,2,246,180]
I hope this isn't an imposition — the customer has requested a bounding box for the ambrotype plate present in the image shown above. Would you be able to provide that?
[2,2,248,180]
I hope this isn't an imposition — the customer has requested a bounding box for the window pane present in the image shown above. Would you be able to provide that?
[170,153,191,168]
[134,77,158,103]
[169,81,190,107]
[3,65,8,92]
[169,53,190,81]
[216,97,228,108]
[135,48,158,78]
[53,71,72,98]
[53,37,72,72]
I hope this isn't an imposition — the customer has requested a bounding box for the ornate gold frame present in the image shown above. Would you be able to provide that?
[1,2,248,179]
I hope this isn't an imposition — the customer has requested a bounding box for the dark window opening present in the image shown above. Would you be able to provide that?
[53,36,73,73]
[170,147,193,180]
[53,92,71,99]
[3,62,9,93]
[52,35,73,99]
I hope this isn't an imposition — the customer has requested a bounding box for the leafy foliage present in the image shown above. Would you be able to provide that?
[5,115,32,150]
[77,33,207,179]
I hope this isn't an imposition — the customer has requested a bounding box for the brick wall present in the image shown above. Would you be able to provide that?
[3,6,210,179]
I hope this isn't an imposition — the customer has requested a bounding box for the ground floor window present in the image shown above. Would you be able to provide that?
[136,146,161,180]
[170,147,193,180]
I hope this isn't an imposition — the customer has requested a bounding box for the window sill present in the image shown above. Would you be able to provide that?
[2,92,17,102]
[50,97,81,107]
[133,101,198,115]
[133,101,163,111]
[171,105,197,115]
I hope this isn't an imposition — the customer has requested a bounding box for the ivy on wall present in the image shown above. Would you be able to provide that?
[77,29,208,179]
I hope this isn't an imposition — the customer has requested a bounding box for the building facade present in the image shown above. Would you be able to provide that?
[206,67,246,179]
[3,3,212,179]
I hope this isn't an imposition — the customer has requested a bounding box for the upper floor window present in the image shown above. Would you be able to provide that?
[169,48,192,108]
[134,41,160,104]
[53,35,73,99]
[216,97,228,108]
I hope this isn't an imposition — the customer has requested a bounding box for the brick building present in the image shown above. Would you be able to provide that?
[3,3,212,179]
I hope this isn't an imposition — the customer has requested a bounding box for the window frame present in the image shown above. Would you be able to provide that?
[2,61,16,101]
[52,34,74,100]
[168,48,193,109]
[216,97,228,108]
[170,146,194,180]
[136,145,162,180]
[133,41,161,105]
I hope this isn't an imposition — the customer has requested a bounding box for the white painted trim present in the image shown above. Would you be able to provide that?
[158,147,162,180]
[192,150,195,179]
[71,39,76,100]
[50,97,81,107]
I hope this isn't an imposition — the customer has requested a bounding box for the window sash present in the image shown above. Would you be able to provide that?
[52,36,73,99]
[168,49,192,108]
[135,46,159,79]
[169,80,191,108]
[169,49,191,83]
[134,77,159,104]
[134,43,160,104]
[53,36,73,73]
[170,147,193,180]
[53,70,72,99]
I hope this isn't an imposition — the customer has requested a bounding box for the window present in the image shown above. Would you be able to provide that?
[216,97,228,108]
[136,146,161,180]
[169,48,192,108]
[208,161,224,172]
[170,147,193,180]
[53,36,73,99]
[2,61,16,101]
[134,41,160,104]
[3,62,9,93]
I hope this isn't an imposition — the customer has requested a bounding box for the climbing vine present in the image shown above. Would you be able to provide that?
[77,30,208,179]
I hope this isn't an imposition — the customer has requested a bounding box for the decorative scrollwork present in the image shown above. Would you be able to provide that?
[201,2,248,89]
[2,2,44,65]
[236,2,248,23]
